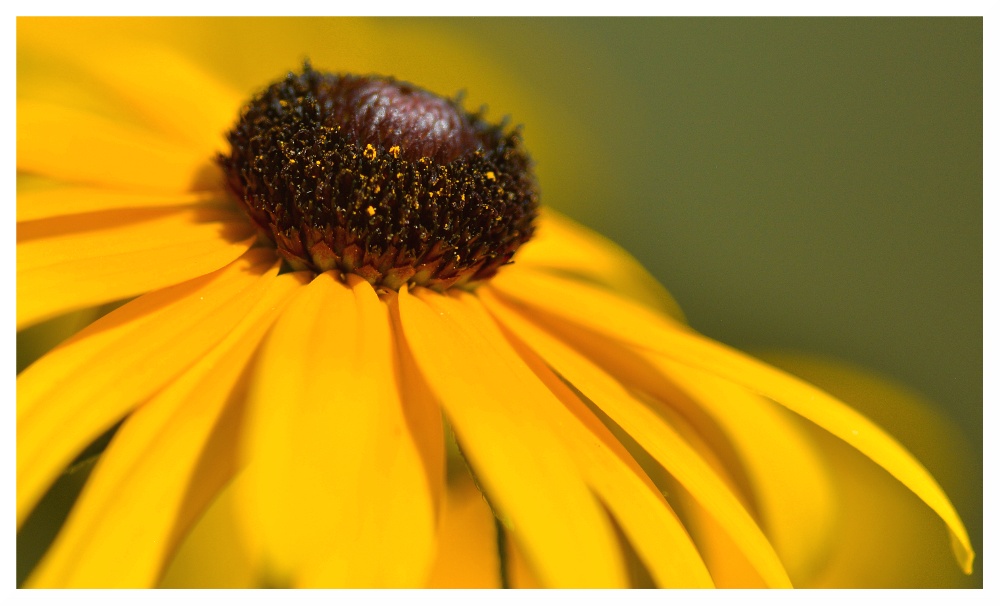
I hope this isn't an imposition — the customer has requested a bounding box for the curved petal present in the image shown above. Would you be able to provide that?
[672,487,767,588]
[67,46,242,152]
[17,185,221,222]
[490,269,975,574]
[158,471,260,589]
[498,320,715,588]
[425,475,502,589]
[16,250,279,527]
[505,531,543,588]
[758,352,980,588]
[17,206,255,329]
[482,291,785,587]
[654,359,838,585]
[238,274,440,588]
[26,272,306,588]
[16,306,104,375]
[17,100,220,192]
[805,429,977,588]
[17,42,144,130]
[511,209,685,321]
[491,287,759,510]
[16,37,235,154]
[395,287,627,588]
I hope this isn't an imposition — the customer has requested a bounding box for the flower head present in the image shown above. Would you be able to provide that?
[16,18,975,589]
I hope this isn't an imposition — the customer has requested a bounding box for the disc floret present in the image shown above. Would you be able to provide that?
[219,63,539,291]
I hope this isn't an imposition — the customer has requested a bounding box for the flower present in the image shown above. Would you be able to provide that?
[16,18,976,589]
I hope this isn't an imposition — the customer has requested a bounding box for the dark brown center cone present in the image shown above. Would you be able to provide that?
[218,62,539,291]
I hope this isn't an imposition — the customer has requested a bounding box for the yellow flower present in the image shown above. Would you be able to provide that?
[16,18,975,589]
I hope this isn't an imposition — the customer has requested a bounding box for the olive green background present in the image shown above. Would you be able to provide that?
[423,20,983,574]
[17,17,983,585]
[428,18,983,445]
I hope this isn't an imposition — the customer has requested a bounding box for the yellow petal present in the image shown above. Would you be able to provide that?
[482,290,783,587]
[17,207,255,329]
[239,274,440,588]
[501,299,758,511]
[68,46,242,152]
[159,471,260,589]
[505,532,543,588]
[390,291,447,533]
[16,306,104,374]
[491,269,975,574]
[676,491,767,588]
[17,100,219,192]
[653,359,838,585]
[26,271,306,588]
[807,429,977,587]
[16,251,278,527]
[512,208,685,321]
[502,324,715,588]
[17,185,220,222]
[17,40,143,130]
[395,286,627,588]
[425,475,502,589]
[758,352,980,588]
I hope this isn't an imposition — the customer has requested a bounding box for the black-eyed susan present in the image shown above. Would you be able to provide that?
[16,19,975,589]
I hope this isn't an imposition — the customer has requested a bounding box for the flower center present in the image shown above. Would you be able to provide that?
[218,63,539,291]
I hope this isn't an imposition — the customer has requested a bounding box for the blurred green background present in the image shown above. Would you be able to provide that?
[392,20,983,575]
[428,17,984,445]
[18,17,982,585]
